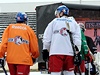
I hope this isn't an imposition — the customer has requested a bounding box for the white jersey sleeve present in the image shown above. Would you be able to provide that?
[71,20,81,51]
[42,19,55,50]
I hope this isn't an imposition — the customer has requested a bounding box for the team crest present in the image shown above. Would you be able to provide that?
[14,36,22,45]
[60,27,67,36]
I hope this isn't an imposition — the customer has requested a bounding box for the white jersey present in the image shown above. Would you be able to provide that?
[43,16,81,56]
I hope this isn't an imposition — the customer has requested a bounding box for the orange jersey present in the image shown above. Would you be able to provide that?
[0,23,39,66]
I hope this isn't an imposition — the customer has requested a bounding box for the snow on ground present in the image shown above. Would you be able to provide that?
[0,72,50,75]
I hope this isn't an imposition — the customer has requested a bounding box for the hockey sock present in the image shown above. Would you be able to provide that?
[51,72,61,75]
[76,72,85,75]
[63,71,74,75]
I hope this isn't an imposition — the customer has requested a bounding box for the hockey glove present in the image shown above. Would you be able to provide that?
[85,51,93,63]
[74,52,82,66]
[42,49,49,62]
[32,58,36,64]
[73,45,82,66]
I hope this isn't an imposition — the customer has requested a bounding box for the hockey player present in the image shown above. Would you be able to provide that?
[79,23,98,75]
[74,23,93,75]
[79,23,97,55]
[42,5,81,75]
[0,12,39,75]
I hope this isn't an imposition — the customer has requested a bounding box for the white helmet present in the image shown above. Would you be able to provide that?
[78,23,86,31]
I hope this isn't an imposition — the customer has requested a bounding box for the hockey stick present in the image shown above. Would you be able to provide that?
[78,66,81,75]
[1,65,8,75]
[66,22,82,75]
[0,58,8,75]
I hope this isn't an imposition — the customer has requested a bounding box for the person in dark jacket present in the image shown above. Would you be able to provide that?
[85,35,97,75]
